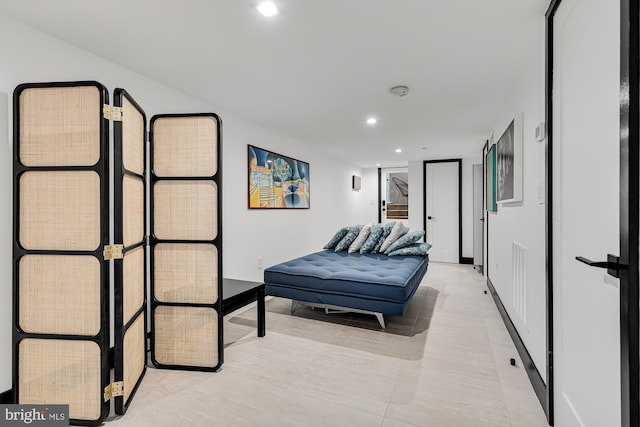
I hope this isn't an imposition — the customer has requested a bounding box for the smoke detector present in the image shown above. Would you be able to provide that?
[390,85,409,97]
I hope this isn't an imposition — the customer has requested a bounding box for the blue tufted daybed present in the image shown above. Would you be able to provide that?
[264,249,429,328]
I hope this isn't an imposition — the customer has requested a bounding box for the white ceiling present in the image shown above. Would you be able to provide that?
[0,0,548,167]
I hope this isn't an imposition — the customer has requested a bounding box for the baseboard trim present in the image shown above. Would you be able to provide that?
[461,257,473,265]
[487,277,548,419]
[0,389,13,404]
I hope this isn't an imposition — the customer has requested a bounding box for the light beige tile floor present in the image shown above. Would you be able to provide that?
[107,263,549,427]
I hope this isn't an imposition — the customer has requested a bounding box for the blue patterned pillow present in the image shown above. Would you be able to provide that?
[387,242,432,257]
[360,223,384,253]
[384,230,425,254]
[323,226,350,249]
[334,225,363,252]
[372,221,396,253]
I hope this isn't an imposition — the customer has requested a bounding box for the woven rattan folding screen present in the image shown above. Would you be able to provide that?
[13,81,111,425]
[112,89,147,415]
[13,82,222,424]
[150,114,223,371]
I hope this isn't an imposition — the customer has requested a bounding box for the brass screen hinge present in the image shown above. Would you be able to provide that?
[103,244,124,260]
[104,381,124,401]
[103,105,123,121]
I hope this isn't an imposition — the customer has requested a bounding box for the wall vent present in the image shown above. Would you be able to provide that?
[512,241,528,325]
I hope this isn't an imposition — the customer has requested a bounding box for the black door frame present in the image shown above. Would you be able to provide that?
[423,159,463,264]
[619,0,640,425]
[546,0,640,425]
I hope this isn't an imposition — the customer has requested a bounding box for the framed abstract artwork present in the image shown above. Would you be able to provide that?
[496,113,524,204]
[248,145,310,209]
[486,143,497,212]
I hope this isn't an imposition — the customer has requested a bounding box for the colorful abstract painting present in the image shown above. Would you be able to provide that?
[248,145,310,209]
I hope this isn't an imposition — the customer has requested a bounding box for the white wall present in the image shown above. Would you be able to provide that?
[0,14,370,392]
[359,167,380,223]
[486,19,546,380]
[223,120,372,282]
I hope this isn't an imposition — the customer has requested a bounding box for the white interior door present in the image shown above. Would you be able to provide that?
[552,0,621,425]
[425,161,459,263]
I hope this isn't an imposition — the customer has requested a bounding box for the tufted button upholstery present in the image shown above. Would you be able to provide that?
[264,250,428,303]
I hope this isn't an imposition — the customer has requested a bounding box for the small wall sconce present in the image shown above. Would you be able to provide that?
[352,175,361,191]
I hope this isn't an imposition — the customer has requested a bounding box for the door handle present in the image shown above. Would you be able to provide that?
[575,254,624,279]
[427,216,437,221]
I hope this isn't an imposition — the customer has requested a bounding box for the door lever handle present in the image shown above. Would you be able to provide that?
[575,254,624,279]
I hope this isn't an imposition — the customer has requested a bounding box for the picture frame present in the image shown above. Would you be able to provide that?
[496,113,523,204]
[248,145,310,209]
[486,143,497,212]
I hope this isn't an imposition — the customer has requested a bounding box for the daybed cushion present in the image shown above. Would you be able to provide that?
[384,230,425,254]
[379,221,409,253]
[264,250,428,304]
[360,223,383,254]
[388,242,432,257]
[372,221,396,253]
[348,223,373,253]
[334,225,363,251]
[323,226,350,249]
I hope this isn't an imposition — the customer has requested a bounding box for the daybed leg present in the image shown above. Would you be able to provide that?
[291,300,299,314]
[375,313,386,329]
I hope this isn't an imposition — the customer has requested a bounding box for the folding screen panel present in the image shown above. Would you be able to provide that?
[150,114,223,371]
[13,81,223,424]
[13,81,111,425]
[112,89,147,414]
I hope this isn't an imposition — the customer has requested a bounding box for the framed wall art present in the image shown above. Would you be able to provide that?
[496,113,523,204]
[248,145,310,209]
[486,143,497,212]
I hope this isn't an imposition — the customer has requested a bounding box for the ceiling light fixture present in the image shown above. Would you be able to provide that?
[376,163,381,167]
[390,85,409,97]
[257,1,278,17]
[366,117,377,125]
[395,148,402,153]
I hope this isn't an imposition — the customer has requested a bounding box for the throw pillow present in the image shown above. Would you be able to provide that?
[323,226,350,249]
[372,221,396,253]
[379,221,410,253]
[387,242,432,257]
[360,223,384,253]
[348,223,373,253]
[384,230,425,254]
[335,225,363,252]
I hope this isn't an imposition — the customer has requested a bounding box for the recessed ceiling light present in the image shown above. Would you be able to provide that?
[395,148,402,153]
[376,163,381,167]
[257,1,278,17]
[366,117,377,125]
